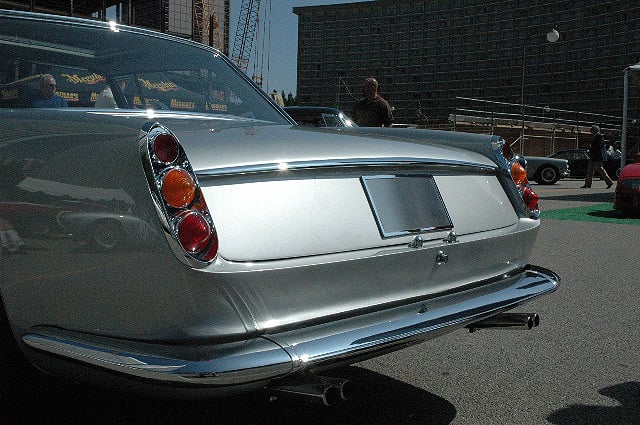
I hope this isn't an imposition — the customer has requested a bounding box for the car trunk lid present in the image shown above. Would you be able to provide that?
[168,123,519,262]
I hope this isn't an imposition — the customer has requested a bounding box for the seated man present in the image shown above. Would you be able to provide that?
[30,74,68,108]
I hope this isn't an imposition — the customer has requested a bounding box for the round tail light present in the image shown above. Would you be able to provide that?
[201,231,219,262]
[501,141,514,161]
[177,212,212,253]
[511,162,528,187]
[522,187,539,211]
[144,124,219,266]
[153,133,180,163]
[162,168,196,209]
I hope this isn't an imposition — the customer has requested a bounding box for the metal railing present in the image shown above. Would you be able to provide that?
[451,97,626,155]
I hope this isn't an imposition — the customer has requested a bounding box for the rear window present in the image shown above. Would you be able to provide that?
[0,13,288,123]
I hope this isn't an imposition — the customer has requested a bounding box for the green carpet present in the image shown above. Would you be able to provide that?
[540,203,640,225]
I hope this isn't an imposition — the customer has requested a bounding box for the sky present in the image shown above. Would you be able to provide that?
[229,0,364,96]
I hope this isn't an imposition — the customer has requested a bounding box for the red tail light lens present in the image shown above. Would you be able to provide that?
[162,168,196,208]
[153,133,179,163]
[502,141,514,161]
[522,187,539,211]
[201,232,219,262]
[178,212,212,253]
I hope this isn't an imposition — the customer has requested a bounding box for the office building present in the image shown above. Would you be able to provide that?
[294,0,640,134]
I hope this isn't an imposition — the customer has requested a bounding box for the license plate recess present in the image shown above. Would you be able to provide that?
[361,174,453,238]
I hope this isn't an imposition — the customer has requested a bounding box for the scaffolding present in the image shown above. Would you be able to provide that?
[230,0,261,73]
[450,97,637,158]
[193,0,224,51]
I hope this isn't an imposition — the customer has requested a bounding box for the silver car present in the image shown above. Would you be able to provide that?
[0,10,558,403]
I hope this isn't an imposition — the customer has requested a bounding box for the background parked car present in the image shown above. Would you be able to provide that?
[549,149,620,180]
[614,161,640,216]
[284,106,357,127]
[524,155,570,185]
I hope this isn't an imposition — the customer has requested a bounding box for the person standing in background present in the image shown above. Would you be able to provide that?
[581,125,613,189]
[352,77,393,127]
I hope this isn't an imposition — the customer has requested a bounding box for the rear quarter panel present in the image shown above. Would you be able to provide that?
[0,110,246,342]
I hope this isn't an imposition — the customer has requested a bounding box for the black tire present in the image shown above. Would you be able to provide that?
[535,165,560,185]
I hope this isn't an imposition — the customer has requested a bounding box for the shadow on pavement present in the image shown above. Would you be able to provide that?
[587,209,623,218]
[547,382,640,425]
[539,192,615,203]
[0,365,457,425]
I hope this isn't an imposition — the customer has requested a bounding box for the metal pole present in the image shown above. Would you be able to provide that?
[621,68,629,169]
[491,110,494,135]
[453,96,457,132]
[520,41,526,155]
[552,112,556,153]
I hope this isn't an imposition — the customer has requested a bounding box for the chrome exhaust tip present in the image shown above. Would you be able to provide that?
[267,376,351,406]
[467,313,540,333]
[317,375,355,401]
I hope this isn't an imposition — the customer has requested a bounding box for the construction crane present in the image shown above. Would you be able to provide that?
[231,0,261,73]
[193,0,223,52]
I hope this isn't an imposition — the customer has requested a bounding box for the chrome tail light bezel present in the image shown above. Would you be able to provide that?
[493,138,540,219]
[140,122,218,267]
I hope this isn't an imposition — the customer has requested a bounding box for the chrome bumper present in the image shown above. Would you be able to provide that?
[22,265,558,388]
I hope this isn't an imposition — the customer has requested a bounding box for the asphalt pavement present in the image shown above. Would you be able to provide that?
[1,178,638,424]
[534,178,619,211]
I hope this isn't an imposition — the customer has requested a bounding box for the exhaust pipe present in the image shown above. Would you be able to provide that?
[317,375,355,401]
[466,313,540,333]
[268,375,353,406]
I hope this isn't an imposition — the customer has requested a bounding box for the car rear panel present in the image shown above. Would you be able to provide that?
[0,111,535,341]
[201,172,517,261]
[164,122,536,335]
[0,110,557,395]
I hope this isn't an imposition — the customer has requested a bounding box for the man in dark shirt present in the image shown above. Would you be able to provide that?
[581,124,613,188]
[30,74,68,108]
[352,77,393,127]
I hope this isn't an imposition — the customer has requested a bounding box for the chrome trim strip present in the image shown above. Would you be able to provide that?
[197,158,497,179]
[22,332,293,386]
[22,265,558,387]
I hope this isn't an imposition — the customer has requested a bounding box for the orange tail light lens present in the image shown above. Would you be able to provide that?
[162,168,196,209]
[494,138,539,219]
[511,162,528,187]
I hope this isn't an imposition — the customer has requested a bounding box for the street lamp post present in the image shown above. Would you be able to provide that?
[520,28,560,154]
